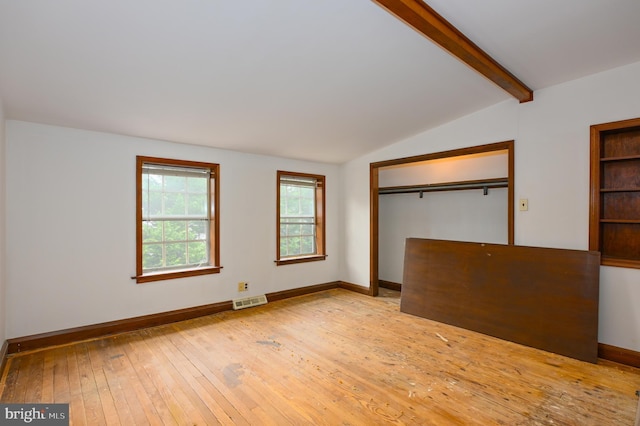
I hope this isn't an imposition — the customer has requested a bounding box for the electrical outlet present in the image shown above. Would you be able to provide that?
[519,198,528,211]
[238,282,248,292]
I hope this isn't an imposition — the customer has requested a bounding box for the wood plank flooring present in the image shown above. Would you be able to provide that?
[1,288,639,425]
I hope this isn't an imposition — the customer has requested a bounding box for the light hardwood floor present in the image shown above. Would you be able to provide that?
[1,288,639,425]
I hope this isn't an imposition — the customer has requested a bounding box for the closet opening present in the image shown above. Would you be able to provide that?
[369,141,514,296]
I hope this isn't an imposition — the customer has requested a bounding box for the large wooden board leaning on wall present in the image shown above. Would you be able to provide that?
[401,238,600,363]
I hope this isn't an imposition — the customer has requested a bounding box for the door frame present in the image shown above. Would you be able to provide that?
[369,141,515,296]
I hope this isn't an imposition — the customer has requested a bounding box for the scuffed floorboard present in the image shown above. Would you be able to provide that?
[1,288,638,425]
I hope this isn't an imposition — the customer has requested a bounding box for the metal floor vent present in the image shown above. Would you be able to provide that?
[232,295,268,310]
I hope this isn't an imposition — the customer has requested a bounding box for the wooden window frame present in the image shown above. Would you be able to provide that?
[276,170,326,266]
[136,156,221,283]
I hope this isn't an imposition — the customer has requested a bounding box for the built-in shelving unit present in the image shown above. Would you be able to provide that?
[590,117,640,268]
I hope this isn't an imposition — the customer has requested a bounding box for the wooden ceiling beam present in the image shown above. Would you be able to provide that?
[372,0,534,103]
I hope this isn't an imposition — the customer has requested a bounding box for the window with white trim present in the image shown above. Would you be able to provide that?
[276,171,326,265]
[136,156,220,283]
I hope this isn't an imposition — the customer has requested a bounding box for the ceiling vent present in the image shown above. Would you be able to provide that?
[232,295,268,310]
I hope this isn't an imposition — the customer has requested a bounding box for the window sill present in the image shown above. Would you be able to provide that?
[275,255,327,266]
[136,266,222,283]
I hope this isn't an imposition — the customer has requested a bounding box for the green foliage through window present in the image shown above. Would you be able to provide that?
[279,175,318,258]
[141,164,211,272]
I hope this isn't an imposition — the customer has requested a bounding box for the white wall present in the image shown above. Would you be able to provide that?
[5,121,340,338]
[341,60,640,352]
[378,152,510,283]
[0,100,6,346]
[378,151,509,187]
[379,189,508,283]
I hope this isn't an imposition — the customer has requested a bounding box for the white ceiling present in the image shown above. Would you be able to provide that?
[1,1,639,164]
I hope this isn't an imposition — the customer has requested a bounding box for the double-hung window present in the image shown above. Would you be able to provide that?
[136,156,220,283]
[276,171,326,265]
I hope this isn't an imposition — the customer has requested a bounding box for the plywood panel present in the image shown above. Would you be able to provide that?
[401,238,600,363]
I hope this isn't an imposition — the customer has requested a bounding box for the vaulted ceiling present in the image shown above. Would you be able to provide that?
[1,1,639,163]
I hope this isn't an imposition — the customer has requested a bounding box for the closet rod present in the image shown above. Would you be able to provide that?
[378,177,508,195]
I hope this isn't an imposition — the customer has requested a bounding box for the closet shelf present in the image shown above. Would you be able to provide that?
[600,187,640,193]
[378,177,508,196]
[600,219,640,224]
[600,154,640,162]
